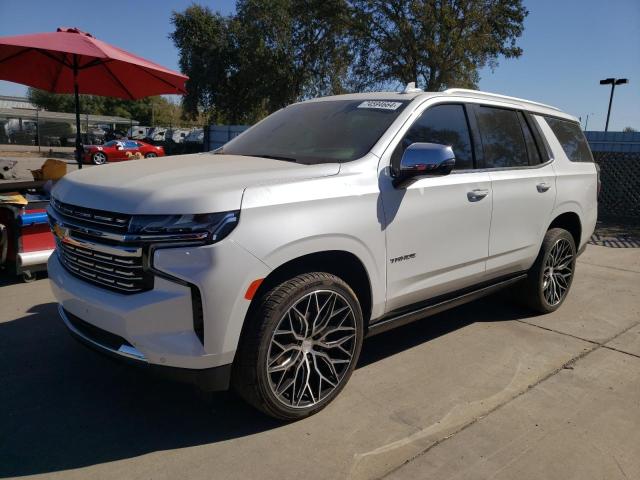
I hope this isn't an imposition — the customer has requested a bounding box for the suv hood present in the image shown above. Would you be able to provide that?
[52,153,340,214]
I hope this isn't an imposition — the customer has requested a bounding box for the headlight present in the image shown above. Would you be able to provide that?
[128,211,239,244]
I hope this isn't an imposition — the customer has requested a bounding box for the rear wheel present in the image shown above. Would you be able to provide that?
[520,228,576,313]
[233,272,363,421]
[92,151,107,165]
[22,270,36,283]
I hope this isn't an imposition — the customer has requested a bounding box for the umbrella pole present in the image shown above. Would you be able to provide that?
[73,55,82,169]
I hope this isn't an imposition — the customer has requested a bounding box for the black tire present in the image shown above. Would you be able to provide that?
[520,228,576,314]
[233,272,364,421]
[92,151,108,165]
[22,270,36,283]
[144,152,157,158]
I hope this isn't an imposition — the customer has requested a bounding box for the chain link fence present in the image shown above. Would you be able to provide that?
[593,151,640,221]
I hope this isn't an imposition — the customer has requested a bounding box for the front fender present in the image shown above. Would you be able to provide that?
[237,234,386,321]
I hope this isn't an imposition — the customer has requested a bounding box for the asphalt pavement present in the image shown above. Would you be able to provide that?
[0,244,638,479]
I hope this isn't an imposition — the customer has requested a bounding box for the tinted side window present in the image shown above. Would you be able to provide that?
[476,106,528,168]
[392,104,474,170]
[519,112,542,165]
[545,117,594,162]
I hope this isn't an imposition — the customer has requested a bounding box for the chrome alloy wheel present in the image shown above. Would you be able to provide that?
[266,290,357,409]
[93,152,107,164]
[542,238,574,306]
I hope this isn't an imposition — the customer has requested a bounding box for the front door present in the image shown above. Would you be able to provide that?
[110,141,127,161]
[381,103,493,313]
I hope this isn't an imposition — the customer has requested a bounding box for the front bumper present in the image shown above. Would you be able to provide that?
[49,235,271,369]
[59,305,232,391]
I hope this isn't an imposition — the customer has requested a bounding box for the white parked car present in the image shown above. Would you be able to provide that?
[47,87,598,420]
[145,127,168,142]
[126,126,151,140]
[184,128,204,144]
[164,128,191,143]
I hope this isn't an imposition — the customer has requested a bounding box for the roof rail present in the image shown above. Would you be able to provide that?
[443,88,561,112]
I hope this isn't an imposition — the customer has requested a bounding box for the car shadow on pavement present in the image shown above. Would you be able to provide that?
[0,293,531,478]
[358,290,531,368]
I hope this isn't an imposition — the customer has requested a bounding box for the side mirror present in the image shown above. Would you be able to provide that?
[393,142,456,188]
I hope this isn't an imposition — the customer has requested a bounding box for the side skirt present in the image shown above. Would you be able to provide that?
[366,273,527,337]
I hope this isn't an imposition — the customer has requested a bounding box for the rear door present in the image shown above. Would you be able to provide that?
[470,105,556,276]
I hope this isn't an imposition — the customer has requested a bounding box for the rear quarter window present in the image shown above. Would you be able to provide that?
[544,117,594,162]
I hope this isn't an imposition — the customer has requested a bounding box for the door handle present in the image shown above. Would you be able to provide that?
[467,189,489,202]
[536,182,551,193]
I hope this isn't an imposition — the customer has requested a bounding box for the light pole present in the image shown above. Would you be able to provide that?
[584,113,595,131]
[600,78,628,132]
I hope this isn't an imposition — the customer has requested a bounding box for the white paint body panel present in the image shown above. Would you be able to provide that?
[52,153,339,214]
[485,163,557,275]
[535,116,598,250]
[48,90,597,372]
[382,169,492,311]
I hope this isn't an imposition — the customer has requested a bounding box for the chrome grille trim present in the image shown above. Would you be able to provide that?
[48,198,211,294]
[51,197,131,231]
[56,240,151,294]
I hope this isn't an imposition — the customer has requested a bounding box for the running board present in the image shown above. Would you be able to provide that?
[366,273,527,337]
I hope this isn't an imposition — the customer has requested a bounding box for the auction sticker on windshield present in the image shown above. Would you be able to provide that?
[357,100,403,111]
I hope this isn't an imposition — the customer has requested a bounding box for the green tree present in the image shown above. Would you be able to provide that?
[170,5,241,122]
[236,0,351,109]
[170,1,351,123]
[170,1,528,123]
[27,88,187,126]
[348,0,528,91]
[623,126,637,133]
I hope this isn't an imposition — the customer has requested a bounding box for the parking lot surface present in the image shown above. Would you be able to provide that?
[0,245,638,479]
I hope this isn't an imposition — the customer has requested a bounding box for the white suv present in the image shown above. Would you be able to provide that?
[48,88,598,420]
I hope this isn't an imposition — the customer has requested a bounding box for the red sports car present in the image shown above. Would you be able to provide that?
[83,140,165,165]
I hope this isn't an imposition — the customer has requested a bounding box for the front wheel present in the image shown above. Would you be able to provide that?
[92,151,107,165]
[144,152,157,158]
[233,272,364,421]
[520,228,577,314]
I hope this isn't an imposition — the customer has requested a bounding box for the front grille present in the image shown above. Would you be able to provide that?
[51,197,131,232]
[58,241,152,293]
[50,197,153,294]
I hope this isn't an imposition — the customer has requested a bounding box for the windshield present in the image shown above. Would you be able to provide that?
[219,99,409,164]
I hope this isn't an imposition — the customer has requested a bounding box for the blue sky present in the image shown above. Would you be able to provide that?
[1,0,638,130]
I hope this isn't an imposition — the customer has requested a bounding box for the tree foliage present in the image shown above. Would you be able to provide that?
[349,0,527,91]
[170,2,351,123]
[27,88,197,127]
[171,0,528,123]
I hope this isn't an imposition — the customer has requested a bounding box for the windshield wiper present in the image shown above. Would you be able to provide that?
[249,154,298,163]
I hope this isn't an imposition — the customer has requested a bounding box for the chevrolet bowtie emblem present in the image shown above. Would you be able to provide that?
[52,223,69,241]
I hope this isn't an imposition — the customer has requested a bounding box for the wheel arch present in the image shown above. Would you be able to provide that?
[245,250,374,331]
[547,211,582,249]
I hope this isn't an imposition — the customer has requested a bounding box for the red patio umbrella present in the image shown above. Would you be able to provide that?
[0,27,188,167]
